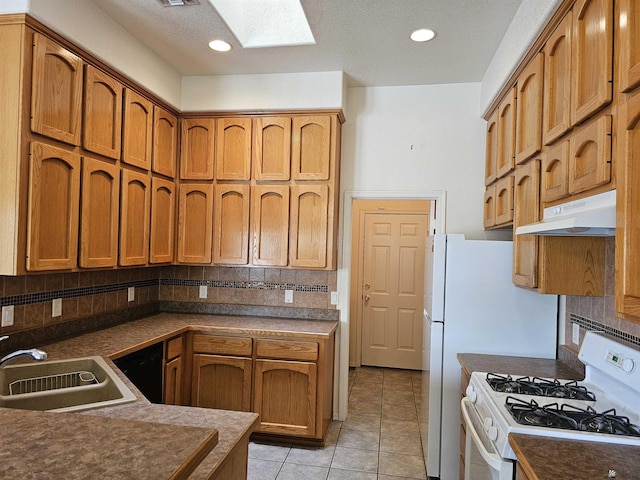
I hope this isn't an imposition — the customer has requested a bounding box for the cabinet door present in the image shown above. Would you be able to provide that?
[119,169,151,266]
[152,106,178,178]
[494,175,514,226]
[513,159,541,288]
[543,11,573,145]
[253,359,317,437]
[252,185,289,266]
[541,140,570,202]
[27,142,80,271]
[485,110,498,185]
[122,89,153,170]
[177,184,213,264]
[149,177,176,264]
[180,118,215,180]
[571,0,613,125]
[616,91,640,319]
[619,0,640,93]
[164,356,182,406]
[192,354,252,411]
[496,88,516,179]
[289,185,329,268]
[31,33,83,146]
[515,53,544,164]
[568,115,611,194]
[254,117,291,180]
[213,184,250,265]
[216,118,252,180]
[79,157,120,268]
[292,116,331,180]
[83,65,122,159]
[483,185,496,229]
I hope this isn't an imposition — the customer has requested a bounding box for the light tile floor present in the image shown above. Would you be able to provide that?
[248,366,429,480]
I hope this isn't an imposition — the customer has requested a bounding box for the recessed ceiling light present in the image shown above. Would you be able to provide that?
[208,39,232,52]
[410,28,436,43]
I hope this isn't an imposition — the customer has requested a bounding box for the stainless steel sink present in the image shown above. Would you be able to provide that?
[0,356,137,412]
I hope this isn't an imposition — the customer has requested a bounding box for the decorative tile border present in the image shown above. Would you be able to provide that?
[570,314,640,348]
[1,278,329,308]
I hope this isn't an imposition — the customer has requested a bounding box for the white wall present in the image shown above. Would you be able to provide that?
[342,83,488,237]
[3,0,183,108]
[182,71,345,112]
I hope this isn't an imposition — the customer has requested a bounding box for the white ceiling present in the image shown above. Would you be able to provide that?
[90,0,522,87]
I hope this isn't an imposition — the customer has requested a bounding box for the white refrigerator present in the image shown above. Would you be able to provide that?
[423,234,558,480]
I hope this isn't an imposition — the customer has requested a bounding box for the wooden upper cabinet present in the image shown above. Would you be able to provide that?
[483,185,496,229]
[292,116,331,180]
[252,185,289,266]
[213,184,250,265]
[79,157,120,268]
[543,11,573,145]
[619,0,640,93]
[119,168,150,266]
[512,159,541,289]
[152,106,178,178]
[568,114,611,194]
[541,139,570,203]
[616,90,640,319]
[571,0,613,125]
[27,142,81,271]
[254,117,292,181]
[180,118,215,180]
[82,65,122,159]
[485,110,498,185]
[289,185,329,268]
[122,89,153,170]
[31,33,83,146]
[215,118,252,180]
[149,177,176,264]
[496,88,516,179]
[494,175,514,226]
[177,184,213,264]
[515,53,544,164]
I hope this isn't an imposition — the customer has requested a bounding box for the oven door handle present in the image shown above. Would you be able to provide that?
[461,398,505,471]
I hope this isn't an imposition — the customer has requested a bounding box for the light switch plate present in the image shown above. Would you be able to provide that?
[330,291,339,305]
[1,305,14,327]
[128,287,135,302]
[199,285,208,299]
[285,290,294,303]
[572,323,580,345]
[52,298,62,318]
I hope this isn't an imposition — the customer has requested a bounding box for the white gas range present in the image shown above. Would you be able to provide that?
[461,331,640,480]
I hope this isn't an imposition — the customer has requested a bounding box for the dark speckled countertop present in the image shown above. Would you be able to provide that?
[0,312,338,479]
[458,353,640,480]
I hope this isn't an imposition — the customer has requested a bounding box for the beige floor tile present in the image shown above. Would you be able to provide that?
[378,451,427,479]
[330,447,378,473]
[275,463,329,480]
[382,403,418,421]
[247,458,282,480]
[348,400,382,416]
[379,432,423,457]
[249,442,291,462]
[337,428,380,451]
[285,445,336,467]
[380,419,421,437]
[342,413,381,432]
[327,469,377,480]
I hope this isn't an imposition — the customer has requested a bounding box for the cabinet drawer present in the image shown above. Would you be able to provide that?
[256,339,318,361]
[192,334,252,356]
[166,336,183,360]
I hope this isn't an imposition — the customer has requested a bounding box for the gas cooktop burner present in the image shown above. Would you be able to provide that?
[505,397,640,437]
[485,373,596,401]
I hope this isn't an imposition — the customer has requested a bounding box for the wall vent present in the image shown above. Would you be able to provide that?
[156,0,200,6]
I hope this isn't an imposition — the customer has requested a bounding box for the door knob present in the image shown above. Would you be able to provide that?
[364,283,370,290]
[364,294,371,301]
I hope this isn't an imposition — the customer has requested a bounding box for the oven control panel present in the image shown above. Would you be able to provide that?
[606,349,636,374]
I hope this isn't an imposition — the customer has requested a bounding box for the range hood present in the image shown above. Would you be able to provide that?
[515,190,616,236]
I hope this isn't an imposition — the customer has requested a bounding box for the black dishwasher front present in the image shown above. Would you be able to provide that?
[114,342,163,404]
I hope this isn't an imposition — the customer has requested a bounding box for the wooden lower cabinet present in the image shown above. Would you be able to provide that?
[164,335,183,405]
[192,354,252,411]
[253,359,317,437]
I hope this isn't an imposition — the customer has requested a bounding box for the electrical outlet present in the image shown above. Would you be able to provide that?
[52,298,62,318]
[199,285,208,299]
[128,287,135,302]
[330,291,339,305]
[285,290,294,303]
[572,323,580,345]
[1,306,14,327]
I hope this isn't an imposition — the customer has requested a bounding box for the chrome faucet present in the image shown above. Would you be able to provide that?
[0,336,48,367]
